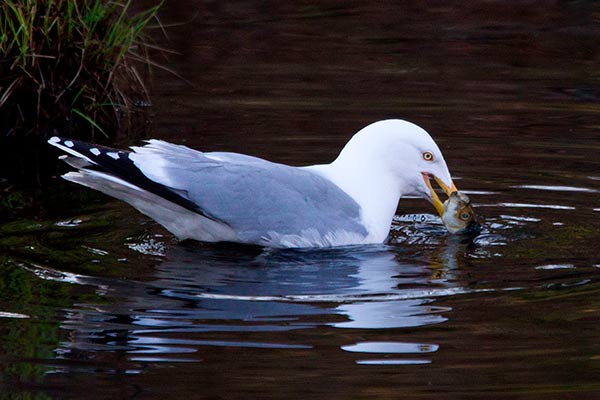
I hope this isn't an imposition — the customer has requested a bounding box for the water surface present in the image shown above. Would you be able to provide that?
[1,1,600,399]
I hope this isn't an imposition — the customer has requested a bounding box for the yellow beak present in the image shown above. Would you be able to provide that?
[422,173,458,216]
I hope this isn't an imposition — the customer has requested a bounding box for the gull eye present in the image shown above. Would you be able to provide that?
[460,212,471,221]
[422,151,434,161]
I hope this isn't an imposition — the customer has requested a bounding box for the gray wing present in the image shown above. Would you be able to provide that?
[129,141,367,242]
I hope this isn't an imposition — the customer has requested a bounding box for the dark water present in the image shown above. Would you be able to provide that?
[2,1,600,399]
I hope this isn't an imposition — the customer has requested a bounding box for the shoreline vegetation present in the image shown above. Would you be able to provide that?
[0,0,164,184]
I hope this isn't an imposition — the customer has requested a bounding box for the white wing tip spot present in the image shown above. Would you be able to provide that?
[48,136,60,144]
[64,140,74,147]
[90,148,101,156]
[107,152,119,160]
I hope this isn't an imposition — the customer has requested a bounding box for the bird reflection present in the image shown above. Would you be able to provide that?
[57,237,476,360]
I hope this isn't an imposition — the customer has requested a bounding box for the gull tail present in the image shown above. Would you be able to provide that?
[48,137,235,242]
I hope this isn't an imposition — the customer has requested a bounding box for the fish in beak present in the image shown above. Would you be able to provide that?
[421,172,458,216]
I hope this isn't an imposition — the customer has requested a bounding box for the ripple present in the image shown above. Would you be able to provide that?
[190,287,513,303]
[129,357,197,363]
[126,237,166,256]
[334,300,448,329]
[479,202,576,210]
[341,341,438,354]
[0,311,30,319]
[83,246,109,256]
[460,190,499,195]
[127,336,311,353]
[133,338,311,350]
[47,366,144,374]
[394,213,439,224]
[17,262,89,285]
[512,185,598,193]
[356,359,431,365]
[55,218,84,227]
[535,264,576,270]
[500,215,541,223]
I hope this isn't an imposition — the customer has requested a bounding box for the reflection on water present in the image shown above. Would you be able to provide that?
[56,242,468,364]
[3,205,591,373]
[12,204,582,376]
[343,342,439,365]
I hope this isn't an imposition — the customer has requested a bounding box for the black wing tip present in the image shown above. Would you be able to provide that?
[48,136,219,223]
[48,136,128,161]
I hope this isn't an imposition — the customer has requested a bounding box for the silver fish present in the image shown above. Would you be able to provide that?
[441,191,478,234]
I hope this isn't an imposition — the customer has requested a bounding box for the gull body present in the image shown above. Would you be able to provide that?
[48,119,458,248]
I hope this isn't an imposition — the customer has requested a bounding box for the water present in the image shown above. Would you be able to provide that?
[2,1,600,398]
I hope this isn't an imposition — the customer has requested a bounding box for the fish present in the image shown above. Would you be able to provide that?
[441,191,479,234]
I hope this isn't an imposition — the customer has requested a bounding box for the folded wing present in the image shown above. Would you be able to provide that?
[49,137,367,247]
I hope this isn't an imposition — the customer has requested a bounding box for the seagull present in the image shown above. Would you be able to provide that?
[48,119,458,248]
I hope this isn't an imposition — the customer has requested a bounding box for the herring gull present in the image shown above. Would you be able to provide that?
[48,119,458,248]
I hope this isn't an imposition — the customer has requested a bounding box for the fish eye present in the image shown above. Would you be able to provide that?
[460,212,471,221]
[422,151,434,161]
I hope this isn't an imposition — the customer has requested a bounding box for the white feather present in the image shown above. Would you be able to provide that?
[304,120,453,243]
[62,170,236,242]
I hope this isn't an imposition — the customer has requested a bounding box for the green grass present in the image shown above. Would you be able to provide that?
[0,0,164,141]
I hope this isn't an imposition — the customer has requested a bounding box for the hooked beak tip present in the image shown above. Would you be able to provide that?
[434,175,458,196]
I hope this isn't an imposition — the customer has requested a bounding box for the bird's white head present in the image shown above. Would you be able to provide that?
[333,119,458,217]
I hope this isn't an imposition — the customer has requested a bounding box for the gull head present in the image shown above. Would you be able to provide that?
[334,119,458,217]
